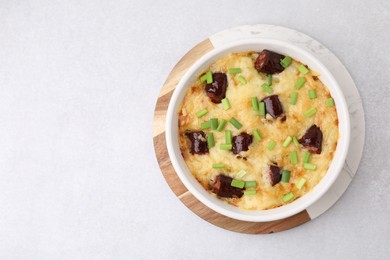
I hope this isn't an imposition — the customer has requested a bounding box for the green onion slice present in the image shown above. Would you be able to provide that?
[253,129,262,141]
[221,98,231,110]
[245,181,256,188]
[308,89,317,99]
[259,102,265,116]
[282,192,294,202]
[304,163,316,170]
[244,190,257,195]
[292,136,299,147]
[200,121,210,130]
[225,130,232,144]
[229,117,242,130]
[261,83,273,94]
[205,71,213,84]
[280,56,292,68]
[295,77,306,89]
[304,107,317,118]
[216,119,227,131]
[296,178,307,190]
[290,151,298,165]
[251,97,259,111]
[267,140,276,150]
[290,92,298,105]
[212,163,225,168]
[237,75,247,84]
[210,118,218,130]
[231,179,245,189]
[228,68,241,74]
[200,74,207,83]
[237,169,247,178]
[326,98,335,107]
[298,64,309,75]
[268,74,273,86]
[303,151,311,163]
[207,133,215,148]
[220,143,232,150]
[282,136,292,147]
[196,109,208,118]
[281,170,291,183]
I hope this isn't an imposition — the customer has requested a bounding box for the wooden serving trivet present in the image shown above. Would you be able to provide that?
[153,24,364,234]
[153,39,310,234]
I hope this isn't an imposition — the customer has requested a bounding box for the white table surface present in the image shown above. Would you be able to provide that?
[0,0,388,259]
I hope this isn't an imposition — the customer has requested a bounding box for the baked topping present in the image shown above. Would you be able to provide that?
[299,124,323,154]
[185,131,209,154]
[205,72,228,103]
[209,174,244,198]
[255,49,285,74]
[232,133,253,154]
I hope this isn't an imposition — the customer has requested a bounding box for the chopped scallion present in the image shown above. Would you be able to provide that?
[221,98,231,110]
[220,143,232,150]
[228,68,242,74]
[229,117,242,129]
[296,178,307,190]
[280,56,292,68]
[251,97,259,111]
[303,151,311,163]
[244,190,257,195]
[200,74,207,83]
[261,83,273,94]
[304,163,316,170]
[295,77,306,89]
[245,181,257,188]
[281,170,291,183]
[283,136,292,147]
[298,64,309,75]
[225,130,232,144]
[267,140,276,150]
[196,109,208,118]
[207,133,214,148]
[308,89,317,99]
[290,92,298,105]
[290,151,298,165]
[268,74,273,86]
[200,121,210,130]
[253,129,262,141]
[231,179,245,189]
[326,98,335,107]
[205,71,213,84]
[304,107,317,118]
[237,169,247,178]
[212,163,225,168]
[259,102,265,116]
[292,136,299,147]
[237,75,247,84]
[282,192,294,202]
[210,118,218,130]
[216,119,227,131]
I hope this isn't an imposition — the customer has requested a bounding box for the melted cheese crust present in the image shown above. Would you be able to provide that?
[178,52,339,210]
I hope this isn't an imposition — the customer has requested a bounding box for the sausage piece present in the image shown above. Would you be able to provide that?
[255,50,285,74]
[269,165,282,186]
[209,174,244,198]
[185,131,209,155]
[299,125,323,154]
[205,72,228,103]
[261,95,284,119]
[232,133,253,155]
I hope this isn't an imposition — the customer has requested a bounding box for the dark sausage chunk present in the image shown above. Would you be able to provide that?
[185,131,209,155]
[269,165,282,186]
[205,72,228,103]
[261,95,284,119]
[255,50,285,74]
[209,174,244,198]
[232,133,253,154]
[299,125,323,154]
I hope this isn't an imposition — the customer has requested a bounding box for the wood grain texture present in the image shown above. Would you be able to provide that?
[153,38,311,234]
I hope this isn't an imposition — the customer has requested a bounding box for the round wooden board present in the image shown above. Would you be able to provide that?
[153,38,310,234]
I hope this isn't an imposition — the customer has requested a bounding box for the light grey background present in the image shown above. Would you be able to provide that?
[0,0,388,259]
